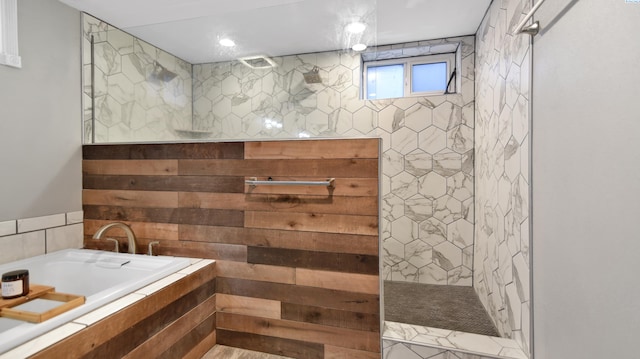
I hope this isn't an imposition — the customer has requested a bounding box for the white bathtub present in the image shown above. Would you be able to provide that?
[0,249,191,354]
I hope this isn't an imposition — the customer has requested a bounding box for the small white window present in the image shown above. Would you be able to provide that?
[364,53,455,100]
[0,0,21,68]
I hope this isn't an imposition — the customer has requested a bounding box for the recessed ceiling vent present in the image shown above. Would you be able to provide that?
[238,55,277,69]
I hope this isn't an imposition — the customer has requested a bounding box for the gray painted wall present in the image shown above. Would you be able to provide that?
[0,0,82,221]
[533,0,640,357]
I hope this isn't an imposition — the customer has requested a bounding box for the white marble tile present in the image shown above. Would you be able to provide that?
[447,331,503,355]
[46,223,84,253]
[0,220,16,237]
[135,273,187,296]
[0,323,86,359]
[418,263,447,285]
[383,321,419,341]
[17,214,65,233]
[383,341,424,359]
[74,293,145,326]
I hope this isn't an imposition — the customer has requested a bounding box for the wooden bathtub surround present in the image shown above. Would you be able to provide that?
[30,261,216,359]
[81,139,381,359]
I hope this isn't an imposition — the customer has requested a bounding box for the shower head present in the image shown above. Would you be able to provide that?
[303,66,322,84]
[147,61,177,84]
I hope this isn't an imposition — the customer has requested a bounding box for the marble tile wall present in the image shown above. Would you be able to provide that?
[82,14,192,143]
[474,0,531,356]
[192,36,475,286]
[0,211,84,265]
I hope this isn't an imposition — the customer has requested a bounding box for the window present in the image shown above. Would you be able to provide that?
[0,0,21,68]
[364,53,455,100]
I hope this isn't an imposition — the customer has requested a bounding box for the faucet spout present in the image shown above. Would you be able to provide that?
[92,222,137,254]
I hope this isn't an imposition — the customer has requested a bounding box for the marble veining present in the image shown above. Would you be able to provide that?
[474,0,531,356]
[83,14,192,143]
[383,321,527,359]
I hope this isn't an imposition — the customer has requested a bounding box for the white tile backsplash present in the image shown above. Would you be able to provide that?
[46,223,84,253]
[0,221,16,236]
[17,214,65,233]
[0,231,46,265]
[0,211,84,265]
[66,211,84,225]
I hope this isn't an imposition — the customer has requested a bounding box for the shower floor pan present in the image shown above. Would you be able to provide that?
[384,281,498,336]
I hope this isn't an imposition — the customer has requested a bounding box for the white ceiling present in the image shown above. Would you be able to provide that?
[58,0,491,64]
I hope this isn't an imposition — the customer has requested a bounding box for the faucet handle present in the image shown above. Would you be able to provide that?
[148,241,160,256]
[105,238,119,253]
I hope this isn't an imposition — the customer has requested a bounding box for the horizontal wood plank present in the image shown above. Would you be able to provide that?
[296,268,380,294]
[157,311,216,359]
[245,211,378,236]
[244,139,379,160]
[83,160,178,176]
[83,142,244,160]
[216,277,379,314]
[179,159,378,178]
[182,330,217,359]
[247,247,379,275]
[154,240,247,261]
[122,295,217,359]
[83,189,178,208]
[180,192,377,216]
[215,260,295,284]
[84,175,244,193]
[216,329,323,359]
[84,219,179,241]
[217,312,380,352]
[83,206,243,227]
[281,302,380,332]
[179,225,379,255]
[216,294,281,319]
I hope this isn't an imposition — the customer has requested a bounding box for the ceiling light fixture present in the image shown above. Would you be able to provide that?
[345,21,367,34]
[352,43,367,52]
[219,38,236,47]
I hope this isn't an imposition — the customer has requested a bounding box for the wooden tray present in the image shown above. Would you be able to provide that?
[0,284,85,323]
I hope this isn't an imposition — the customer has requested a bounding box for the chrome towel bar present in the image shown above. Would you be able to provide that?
[245,177,335,187]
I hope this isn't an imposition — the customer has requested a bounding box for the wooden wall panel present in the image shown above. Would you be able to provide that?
[216,294,281,319]
[247,247,378,275]
[244,211,378,235]
[217,312,379,352]
[179,225,378,256]
[83,159,178,176]
[216,277,379,314]
[82,139,381,359]
[84,175,244,193]
[179,159,378,177]
[82,142,244,160]
[244,139,379,160]
[32,263,216,359]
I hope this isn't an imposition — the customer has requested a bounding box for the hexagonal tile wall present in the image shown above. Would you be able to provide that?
[474,0,531,355]
[83,14,192,143]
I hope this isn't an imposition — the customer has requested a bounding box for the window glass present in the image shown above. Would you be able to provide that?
[366,64,404,100]
[411,62,448,93]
